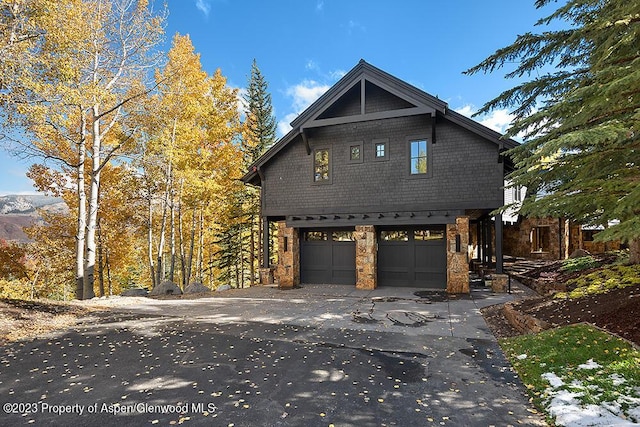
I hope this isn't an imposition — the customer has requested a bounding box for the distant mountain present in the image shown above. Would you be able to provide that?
[0,195,68,242]
[0,194,66,215]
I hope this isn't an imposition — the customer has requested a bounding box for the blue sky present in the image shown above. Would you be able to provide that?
[0,0,559,195]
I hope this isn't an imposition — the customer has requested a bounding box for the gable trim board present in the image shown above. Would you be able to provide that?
[242,60,517,293]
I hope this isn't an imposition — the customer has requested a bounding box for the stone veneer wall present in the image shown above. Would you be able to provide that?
[504,217,562,260]
[446,216,470,293]
[275,221,299,289]
[503,217,588,260]
[355,225,377,290]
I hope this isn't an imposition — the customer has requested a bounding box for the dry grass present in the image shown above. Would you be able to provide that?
[0,299,101,344]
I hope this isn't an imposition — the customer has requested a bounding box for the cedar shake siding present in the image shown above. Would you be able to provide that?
[242,60,518,292]
[261,116,503,218]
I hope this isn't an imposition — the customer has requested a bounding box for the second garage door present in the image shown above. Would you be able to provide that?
[378,227,447,288]
[300,228,356,285]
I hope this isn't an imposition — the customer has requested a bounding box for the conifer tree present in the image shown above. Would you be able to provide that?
[239,59,277,285]
[243,59,277,163]
[466,0,640,263]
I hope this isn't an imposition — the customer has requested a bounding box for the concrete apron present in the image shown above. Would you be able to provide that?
[114,284,515,343]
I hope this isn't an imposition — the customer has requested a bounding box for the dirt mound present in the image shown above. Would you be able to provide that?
[483,284,640,346]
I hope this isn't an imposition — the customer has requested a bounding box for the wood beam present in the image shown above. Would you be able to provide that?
[303,106,435,129]
[360,77,366,115]
[301,128,311,155]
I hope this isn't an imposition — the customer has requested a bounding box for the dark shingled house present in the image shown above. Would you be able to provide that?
[241,60,517,293]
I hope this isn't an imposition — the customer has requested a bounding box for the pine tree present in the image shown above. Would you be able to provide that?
[466,0,640,263]
[243,59,276,164]
[239,59,277,285]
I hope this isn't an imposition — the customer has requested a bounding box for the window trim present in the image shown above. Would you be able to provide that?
[406,135,432,178]
[347,141,364,164]
[312,147,332,184]
[372,138,388,162]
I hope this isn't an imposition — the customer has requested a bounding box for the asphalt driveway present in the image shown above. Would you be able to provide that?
[0,285,545,426]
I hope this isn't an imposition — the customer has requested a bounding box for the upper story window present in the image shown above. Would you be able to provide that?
[372,138,388,162]
[350,145,361,161]
[314,148,330,182]
[410,139,428,174]
[348,141,363,164]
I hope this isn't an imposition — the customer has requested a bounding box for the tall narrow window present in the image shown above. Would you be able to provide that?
[514,185,523,202]
[531,226,550,253]
[375,143,385,158]
[410,139,428,174]
[314,149,330,182]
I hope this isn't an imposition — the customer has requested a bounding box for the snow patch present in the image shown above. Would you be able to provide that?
[541,371,640,426]
[609,374,626,386]
[548,392,638,426]
[542,372,564,388]
[516,354,528,360]
[577,359,601,370]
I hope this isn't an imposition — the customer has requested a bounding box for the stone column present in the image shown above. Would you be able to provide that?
[491,273,509,293]
[275,221,299,289]
[259,267,274,285]
[355,225,377,290]
[446,216,470,294]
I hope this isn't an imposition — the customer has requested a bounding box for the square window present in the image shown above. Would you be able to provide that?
[314,148,330,182]
[410,139,428,174]
[372,138,388,162]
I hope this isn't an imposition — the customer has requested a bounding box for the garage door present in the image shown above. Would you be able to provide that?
[378,227,446,288]
[300,229,356,285]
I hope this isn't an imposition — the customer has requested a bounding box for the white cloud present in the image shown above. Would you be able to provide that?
[454,104,475,118]
[329,69,346,80]
[195,0,211,17]
[316,0,324,12]
[480,110,515,134]
[347,20,366,34]
[286,80,330,113]
[234,86,248,116]
[305,60,318,71]
[277,113,298,137]
[276,80,331,137]
[454,104,514,135]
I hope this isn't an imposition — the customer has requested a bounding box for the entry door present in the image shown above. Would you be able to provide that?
[300,229,356,285]
[378,227,446,288]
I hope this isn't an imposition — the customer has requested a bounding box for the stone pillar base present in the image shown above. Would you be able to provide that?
[355,225,377,290]
[446,216,470,294]
[276,221,299,289]
[259,267,274,285]
[491,273,509,293]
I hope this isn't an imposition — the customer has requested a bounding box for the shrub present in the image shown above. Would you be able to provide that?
[560,256,600,273]
[555,264,640,299]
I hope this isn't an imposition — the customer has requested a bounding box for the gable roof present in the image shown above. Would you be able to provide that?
[242,60,518,185]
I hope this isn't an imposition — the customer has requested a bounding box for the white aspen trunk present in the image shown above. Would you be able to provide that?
[249,216,255,286]
[84,104,101,299]
[76,112,87,299]
[185,207,197,287]
[147,190,155,288]
[177,184,186,287]
[169,193,176,282]
[156,191,167,286]
[197,208,204,283]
